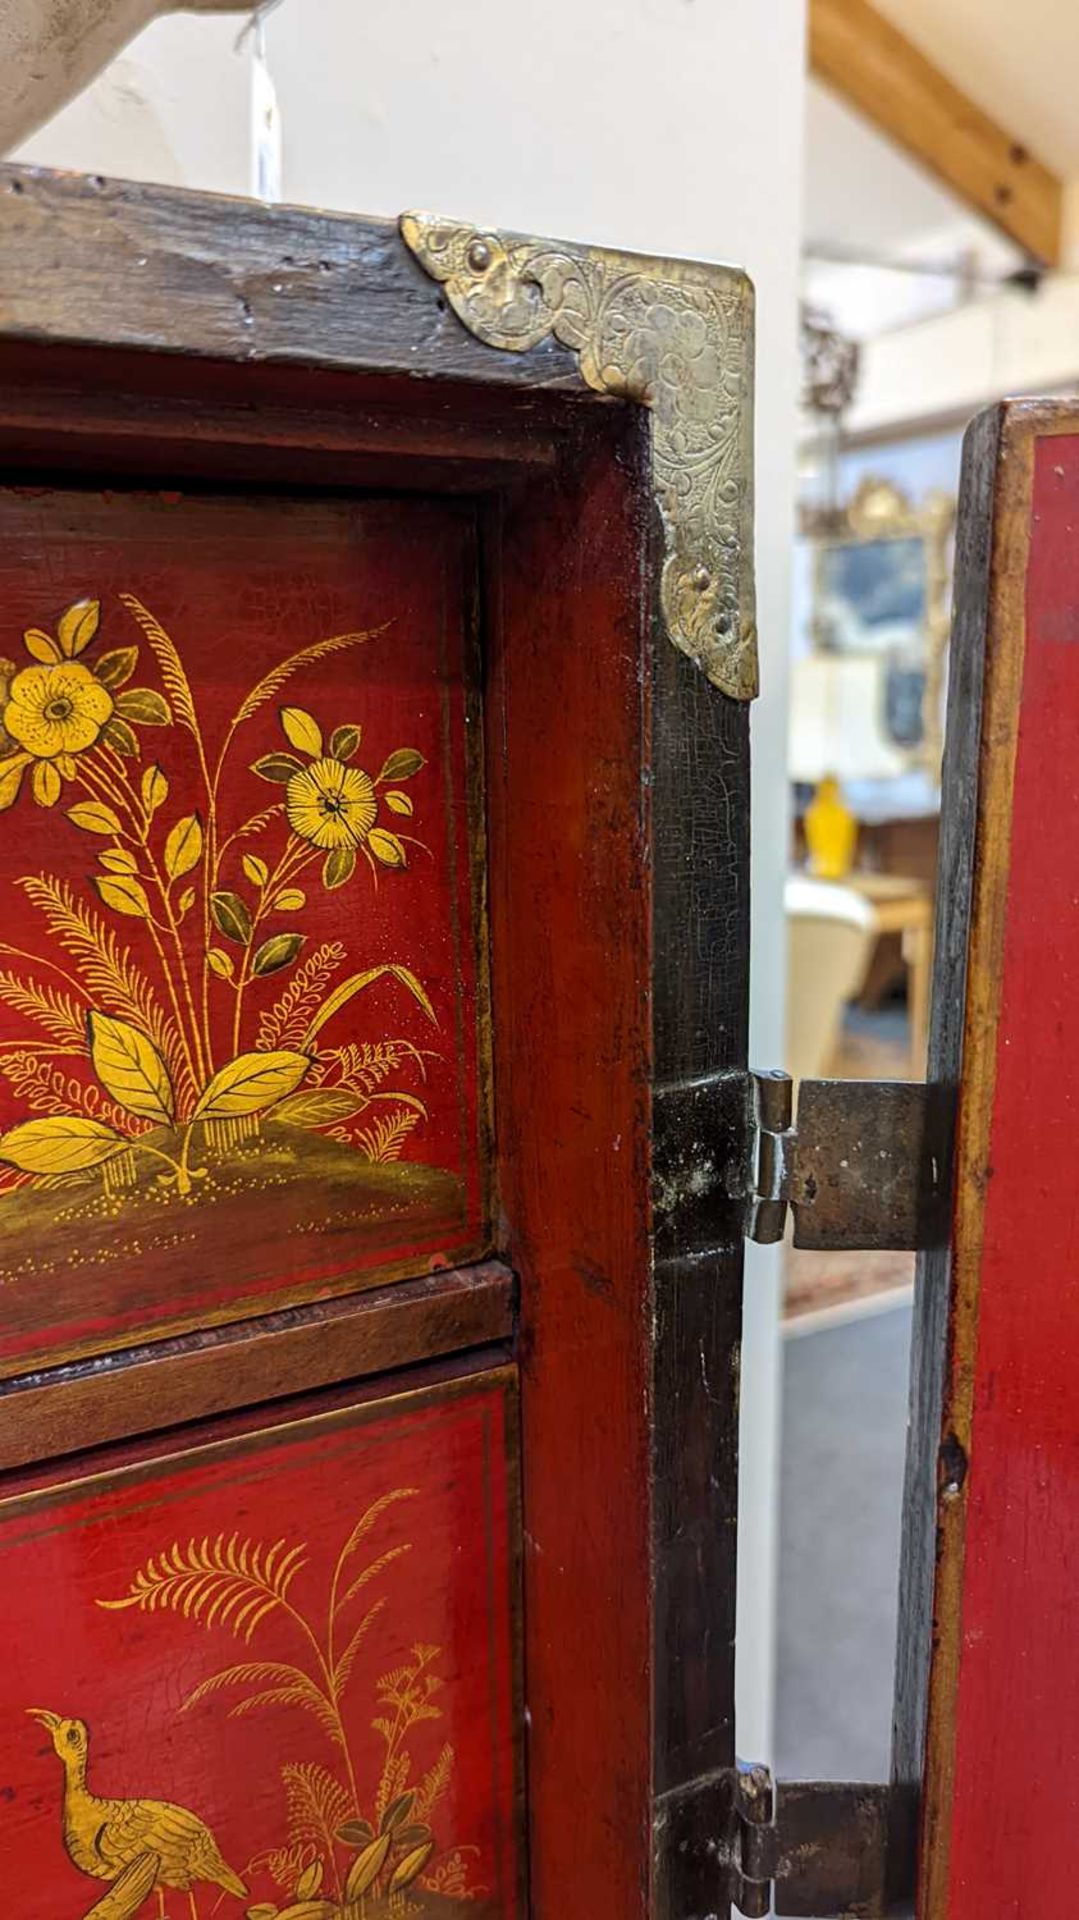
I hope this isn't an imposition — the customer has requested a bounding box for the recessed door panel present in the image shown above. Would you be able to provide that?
[0,489,488,1374]
[4,1366,520,1919]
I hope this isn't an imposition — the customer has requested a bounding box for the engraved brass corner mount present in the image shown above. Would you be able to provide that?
[400,212,758,701]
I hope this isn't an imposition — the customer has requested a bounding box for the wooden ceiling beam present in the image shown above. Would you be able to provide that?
[809,0,1063,266]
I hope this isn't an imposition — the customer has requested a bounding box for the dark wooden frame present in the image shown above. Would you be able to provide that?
[0,166,755,1919]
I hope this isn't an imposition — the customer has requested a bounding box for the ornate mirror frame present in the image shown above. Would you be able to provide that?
[807,475,956,775]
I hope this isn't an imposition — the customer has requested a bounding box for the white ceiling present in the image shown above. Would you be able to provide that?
[803,80,1023,340]
[803,0,1079,342]
[874,0,1079,179]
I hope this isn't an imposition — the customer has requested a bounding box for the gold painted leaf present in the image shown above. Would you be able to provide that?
[115,687,171,726]
[381,1791,415,1833]
[301,966,437,1046]
[344,1833,392,1900]
[384,789,413,816]
[244,1908,277,1920]
[207,947,235,981]
[0,754,28,812]
[275,1905,334,1920]
[100,1532,307,1636]
[23,627,60,664]
[68,800,123,836]
[368,828,407,869]
[280,706,323,756]
[0,1114,125,1173]
[378,748,424,783]
[57,597,99,658]
[252,933,305,978]
[275,887,306,910]
[252,752,304,784]
[211,890,253,946]
[142,763,168,814]
[100,847,138,874]
[94,646,139,689]
[395,1823,434,1849]
[192,1049,310,1122]
[322,846,355,891]
[103,715,140,757]
[335,1820,375,1848]
[165,812,203,880]
[95,874,151,919]
[295,1862,324,1897]
[88,1010,174,1124]
[389,1841,434,1892]
[243,853,269,888]
[32,760,61,807]
[178,886,196,916]
[329,723,361,760]
[272,1087,363,1128]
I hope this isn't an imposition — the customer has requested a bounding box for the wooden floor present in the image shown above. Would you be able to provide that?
[784,1006,916,1320]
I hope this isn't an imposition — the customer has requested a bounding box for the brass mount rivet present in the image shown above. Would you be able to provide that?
[467,239,492,272]
[692,564,711,592]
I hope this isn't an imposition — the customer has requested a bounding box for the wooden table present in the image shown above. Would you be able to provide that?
[845,871,934,1073]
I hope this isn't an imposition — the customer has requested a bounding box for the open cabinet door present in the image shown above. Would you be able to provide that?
[898,399,1079,1916]
[0,170,757,1920]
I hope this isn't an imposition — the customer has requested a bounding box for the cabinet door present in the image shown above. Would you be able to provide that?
[903,401,1079,1915]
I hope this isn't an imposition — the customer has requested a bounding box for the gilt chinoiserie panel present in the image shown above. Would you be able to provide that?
[4,1367,521,1919]
[0,489,489,1374]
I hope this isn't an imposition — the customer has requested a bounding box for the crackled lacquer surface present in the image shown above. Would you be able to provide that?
[5,1370,520,1919]
[0,489,487,1373]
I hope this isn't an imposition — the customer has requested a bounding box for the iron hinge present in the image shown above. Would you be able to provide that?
[745,1071,953,1252]
[728,1767,913,1918]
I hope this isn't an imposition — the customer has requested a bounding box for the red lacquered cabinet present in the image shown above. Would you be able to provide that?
[0,172,756,1920]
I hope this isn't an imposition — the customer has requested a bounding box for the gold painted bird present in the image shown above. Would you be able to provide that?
[28,1710,247,1917]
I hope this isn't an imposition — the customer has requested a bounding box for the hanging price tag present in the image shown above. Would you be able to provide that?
[249,12,282,205]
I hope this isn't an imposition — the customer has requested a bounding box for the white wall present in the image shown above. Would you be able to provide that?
[14,0,806,1763]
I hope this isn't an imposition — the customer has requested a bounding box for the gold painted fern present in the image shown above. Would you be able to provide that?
[120,595,200,739]
[257,941,346,1051]
[98,1532,307,1642]
[0,972,86,1047]
[356,1107,420,1164]
[320,1039,427,1096]
[283,1762,352,1859]
[414,1742,455,1824]
[232,627,382,726]
[0,1052,139,1135]
[184,1658,343,1745]
[18,874,186,1094]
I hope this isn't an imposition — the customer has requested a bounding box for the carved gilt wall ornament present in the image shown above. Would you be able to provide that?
[400,213,758,701]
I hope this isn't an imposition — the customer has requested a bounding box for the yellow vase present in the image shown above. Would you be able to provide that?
[804,775,857,880]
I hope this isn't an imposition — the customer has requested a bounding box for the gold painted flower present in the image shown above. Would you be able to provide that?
[4,661,114,759]
[286,756,377,850]
[252,704,424,888]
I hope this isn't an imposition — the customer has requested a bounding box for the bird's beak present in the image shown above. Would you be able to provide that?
[26,1708,61,1730]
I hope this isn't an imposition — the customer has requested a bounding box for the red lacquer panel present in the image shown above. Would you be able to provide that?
[2,1367,520,1919]
[935,424,1079,1912]
[0,489,487,1373]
